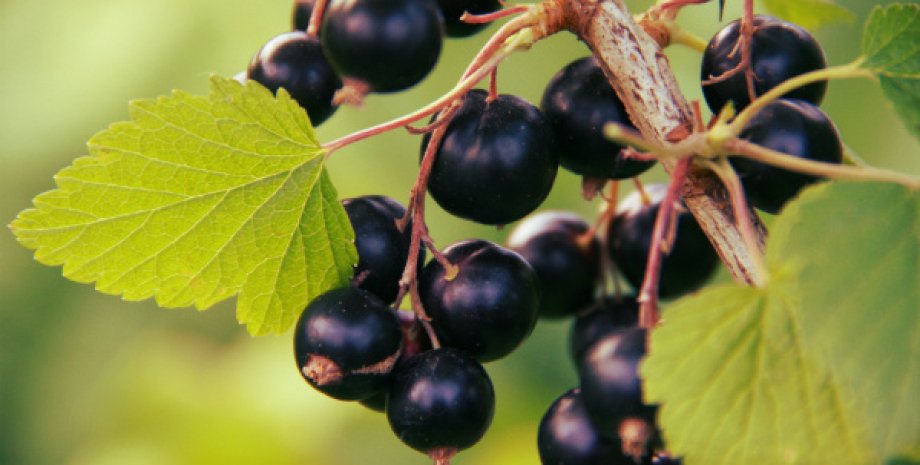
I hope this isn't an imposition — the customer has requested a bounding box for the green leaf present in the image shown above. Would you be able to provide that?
[9,76,357,335]
[644,181,920,464]
[861,4,920,139]
[761,0,853,30]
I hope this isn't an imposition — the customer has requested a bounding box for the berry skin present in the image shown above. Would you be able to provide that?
[359,310,432,412]
[701,15,827,114]
[247,31,342,126]
[731,99,843,214]
[292,0,316,30]
[607,185,720,299]
[387,348,495,461]
[343,196,424,304]
[436,0,501,37]
[538,388,622,465]
[541,57,655,179]
[418,239,540,362]
[321,0,444,93]
[423,89,559,225]
[293,287,402,401]
[507,211,601,319]
[579,327,659,462]
[569,295,640,365]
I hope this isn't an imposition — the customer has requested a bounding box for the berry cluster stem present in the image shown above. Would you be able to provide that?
[305,0,329,38]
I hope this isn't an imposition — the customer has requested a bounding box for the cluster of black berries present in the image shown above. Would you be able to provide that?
[242,0,501,127]
[703,15,843,213]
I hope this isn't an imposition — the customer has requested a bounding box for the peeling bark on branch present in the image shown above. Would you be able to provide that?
[558,0,767,286]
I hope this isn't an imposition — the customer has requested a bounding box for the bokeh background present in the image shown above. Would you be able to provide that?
[1,0,916,464]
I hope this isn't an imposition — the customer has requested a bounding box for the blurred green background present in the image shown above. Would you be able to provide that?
[1,0,916,464]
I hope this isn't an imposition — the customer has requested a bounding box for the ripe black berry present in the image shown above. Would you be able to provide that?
[343,195,423,304]
[607,185,720,299]
[321,0,444,93]
[538,388,621,465]
[387,348,495,462]
[579,327,658,461]
[701,15,827,114]
[359,310,432,412]
[293,287,402,401]
[436,0,501,37]
[423,89,559,225]
[542,57,655,179]
[731,99,843,213]
[292,0,315,30]
[418,239,540,362]
[506,211,601,319]
[569,295,640,365]
[247,31,342,126]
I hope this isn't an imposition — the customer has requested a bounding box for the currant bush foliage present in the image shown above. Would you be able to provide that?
[643,182,920,465]
[861,4,920,140]
[9,76,357,335]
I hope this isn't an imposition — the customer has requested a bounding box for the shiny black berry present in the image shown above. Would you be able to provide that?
[507,211,601,319]
[436,0,501,37]
[418,240,540,362]
[343,195,423,304]
[321,0,444,93]
[607,185,720,299]
[731,99,843,213]
[538,388,621,465]
[423,89,559,225]
[359,310,432,412]
[293,287,402,401]
[580,327,658,459]
[542,56,655,179]
[569,295,640,365]
[701,15,827,114]
[387,348,495,461]
[247,31,342,126]
[292,0,316,30]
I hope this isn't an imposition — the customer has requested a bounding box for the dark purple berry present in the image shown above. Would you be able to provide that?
[293,287,402,401]
[292,0,316,30]
[731,99,843,213]
[607,185,720,299]
[321,0,444,93]
[570,295,640,365]
[538,388,622,465]
[423,89,559,225]
[701,15,827,114]
[436,0,501,37]
[507,211,601,319]
[247,31,342,125]
[387,348,495,460]
[343,195,424,304]
[418,240,540,362]
[542,57,655,179]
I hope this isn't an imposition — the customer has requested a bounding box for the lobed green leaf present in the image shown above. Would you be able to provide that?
[9,76,357,335]
[644,181,920,464]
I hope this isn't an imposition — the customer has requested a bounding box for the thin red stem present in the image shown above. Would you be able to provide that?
[638,157,691,328]
[461,12,534,80]
[461,4,530,24]
[487,67,499,101]
[305,0,328,38]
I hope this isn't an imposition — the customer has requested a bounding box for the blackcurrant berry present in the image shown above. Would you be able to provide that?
[538,388,621,465]
[292,0,316,30]
[387,348,495,462]
[652,454,683,464]
[423,89,559,225]
[436,0,501,37]
[579,327,658,457]
[343,195,423,304]
[731,99,843,213]
[507,211,601,319]
[542,57,655,179]
[701,15,827,114]
[418,239,540,362]
[607,185,720,299]
[359,310,432,412]
[570,295,640,365]
[247,31,342,126]
[293,287,402,401]
[321,0,444,93]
